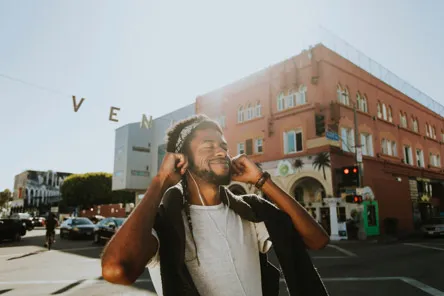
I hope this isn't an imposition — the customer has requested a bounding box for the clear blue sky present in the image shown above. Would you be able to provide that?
[1,0,443,190]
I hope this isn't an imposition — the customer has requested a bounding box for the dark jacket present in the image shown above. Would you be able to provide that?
[153,183,329,296]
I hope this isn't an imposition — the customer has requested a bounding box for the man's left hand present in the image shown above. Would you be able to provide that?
[231,154,263,185]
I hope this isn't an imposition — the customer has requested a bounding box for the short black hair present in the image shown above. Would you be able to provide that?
[165,114,222,156]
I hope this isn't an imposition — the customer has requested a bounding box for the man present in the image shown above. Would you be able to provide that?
[101,115,330,296]
[45,213,57,247]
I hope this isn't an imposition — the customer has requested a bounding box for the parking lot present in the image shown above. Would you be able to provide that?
[0,229,443,295]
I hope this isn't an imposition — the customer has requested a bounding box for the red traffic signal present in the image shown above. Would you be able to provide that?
[344,168,350,174]
[345,194,363,204]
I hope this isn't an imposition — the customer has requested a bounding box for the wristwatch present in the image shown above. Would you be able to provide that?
[255,172,270,189]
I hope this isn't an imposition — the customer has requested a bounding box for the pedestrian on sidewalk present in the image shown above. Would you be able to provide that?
[101,114,330,296]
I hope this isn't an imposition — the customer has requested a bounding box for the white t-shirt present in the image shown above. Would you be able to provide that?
[148,202,272,296]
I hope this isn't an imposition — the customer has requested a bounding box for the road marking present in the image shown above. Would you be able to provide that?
[312,256,349,259]
[0,246,101,259]
[0,279,152,285]
[327,244,358,257]
[279,277,443,295]
[403,243,444,251]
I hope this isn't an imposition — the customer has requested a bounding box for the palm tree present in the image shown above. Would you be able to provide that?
[293,158,304,172]
[312,152,331,180]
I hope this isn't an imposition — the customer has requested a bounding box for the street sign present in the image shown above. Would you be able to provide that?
[50,207,59,213]
[326,131,340,141]
[356,147,363,162]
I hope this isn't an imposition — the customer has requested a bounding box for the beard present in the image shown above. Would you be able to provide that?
[188,157,232,186]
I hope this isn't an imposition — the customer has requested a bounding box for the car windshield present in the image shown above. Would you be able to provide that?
[427,218,444,225]
[71,218,93,226]
[115,218,125,226]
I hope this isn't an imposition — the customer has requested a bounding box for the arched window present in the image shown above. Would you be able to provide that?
[426,123,430,137]
[246,103,253,120]
[362,95,368,113]
[237,106,244,123]
[432,126,436,139]
[412,117,418,132]
[400,112,407,128]
[286,90,295,108]
[343,88,350,105]
[388,106,393,122]
[297,85,307,105]
[277,92,285,111]
[337,85,349,105]
[255,101,262,117]
[377,102,382,118]
[337,85,343,103]
[356,93,361,110]
[382,103,387,120]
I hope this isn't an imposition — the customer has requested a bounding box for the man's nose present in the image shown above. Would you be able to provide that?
[215,146,227,158]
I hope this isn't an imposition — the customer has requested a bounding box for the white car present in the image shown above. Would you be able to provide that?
[421,217,444,237]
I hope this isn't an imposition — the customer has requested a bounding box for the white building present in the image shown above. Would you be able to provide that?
[112,103,195,204]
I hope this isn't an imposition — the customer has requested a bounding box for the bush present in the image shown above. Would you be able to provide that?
[383,217,399,235]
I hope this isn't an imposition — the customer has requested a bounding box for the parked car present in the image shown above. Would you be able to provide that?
[421,217,444,237]
[93,217,126,244]
[0,219,26,242]
[10,213,34,231]
[32,217,46,227]
[59,217,95,240]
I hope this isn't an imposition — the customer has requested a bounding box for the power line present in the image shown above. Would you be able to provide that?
[0,73,68,96]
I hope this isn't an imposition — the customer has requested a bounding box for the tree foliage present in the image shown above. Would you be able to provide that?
[60,172,134,209]
[312,152,331,180]
[0,189,12,208]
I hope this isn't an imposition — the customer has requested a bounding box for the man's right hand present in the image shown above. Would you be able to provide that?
[157,152,188,191]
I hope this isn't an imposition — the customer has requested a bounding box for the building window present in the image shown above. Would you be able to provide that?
[286,90,295,108]
[412,118,418,132]
[430,153,441,167]
[237,143,245,154]
[246,103,253,121]
[217,115,226,128]
[255,138,263,154]
[426,123,430,137]
[377,102,382,118]
[361,95,368,113]
[283,130,303,154]
[255,101,262,117]
[388,106,393,122]
[403,145,413,165]
[441,130,444,142]
[238,106,244,123]
[277,92,285,111]
[337,85,349,105]
[400,112,407,128]
[341,127,355,153]
[296,85,307,105]
[382,104,388,121]
[357,93,368,113]
[432,126,436,139]
[381,138,397,156]
[416,149,425,167]
[360,133,374,156]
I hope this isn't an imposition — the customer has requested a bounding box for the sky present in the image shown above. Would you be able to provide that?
[0,0,443,190]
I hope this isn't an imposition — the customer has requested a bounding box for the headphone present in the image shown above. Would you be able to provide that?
[186,170,247,296]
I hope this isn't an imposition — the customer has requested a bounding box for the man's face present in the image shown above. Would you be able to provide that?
[187,128,232,185]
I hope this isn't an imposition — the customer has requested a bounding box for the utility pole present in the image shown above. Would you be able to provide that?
[353,104,363,188]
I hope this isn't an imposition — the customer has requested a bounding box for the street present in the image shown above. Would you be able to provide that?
[1,230,444,296]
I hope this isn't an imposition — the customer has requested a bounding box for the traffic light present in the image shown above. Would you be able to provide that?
[340,166,359,186]
[345,194,363,204]
[315,114,325,136]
